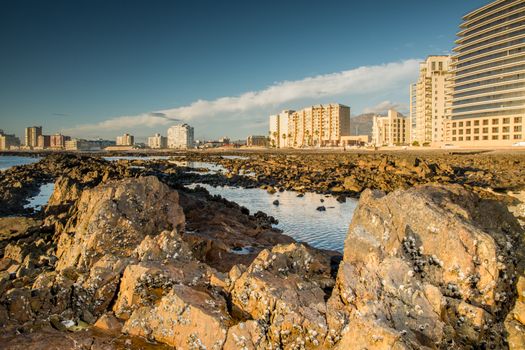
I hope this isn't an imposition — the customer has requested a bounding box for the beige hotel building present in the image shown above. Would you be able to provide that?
[445,0,525,147]
[287,104,350,147]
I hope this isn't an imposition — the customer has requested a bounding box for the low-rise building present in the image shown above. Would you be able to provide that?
[341,135,370,146]
[246,135,267,147]
[147,133,167,149]
[372,110,410,146]
[116,133,134,146]
[167,124,194,149]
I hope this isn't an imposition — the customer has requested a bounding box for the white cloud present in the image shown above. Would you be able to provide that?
[62,59,420,139]
[362,100,408,115]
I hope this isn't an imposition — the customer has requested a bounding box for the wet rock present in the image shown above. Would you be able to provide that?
[506,276,525,350]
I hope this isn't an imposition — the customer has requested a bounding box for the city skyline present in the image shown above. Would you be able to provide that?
[0,0,489,141]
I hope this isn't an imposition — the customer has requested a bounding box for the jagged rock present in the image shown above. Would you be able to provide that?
[94,313,123,334]
[122,284,232,349]
[506,276,525,350]
[223,320,269,350]
[55,176,185,273]
[327,184,524,349]
[230,243,335,349]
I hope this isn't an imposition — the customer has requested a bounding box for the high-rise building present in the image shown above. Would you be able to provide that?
[50,133,71,149]
[37,135,51,149]
[0,130,20,150]
[116,133,134,146]
[269,110,294,148]
[25,126,42,148]
[285,104,351,147]
[167,124,194,149]
[410,56,451,145]
[372,110,410,146]
[148,133,167,149]
[446,0,525,146]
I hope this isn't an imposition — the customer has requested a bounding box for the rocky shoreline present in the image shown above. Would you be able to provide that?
[0,153,524,349]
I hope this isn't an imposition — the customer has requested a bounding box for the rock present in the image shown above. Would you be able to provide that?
[55,176,185,273]
[316,206,326,211]
[506,276,525,350]
[122,284,232,349]
[327,184,524,349]
[272,200,279,206]
[230,243,336,349]
[94,313,123,333]
[223,320,269,350]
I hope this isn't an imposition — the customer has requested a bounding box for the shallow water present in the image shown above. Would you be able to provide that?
[188,184,357,252]
[0,156,40,171]
[24,182,55,210]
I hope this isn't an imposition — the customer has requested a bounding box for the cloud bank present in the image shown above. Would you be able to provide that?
[63,59,420,139]
[363,100,408,115]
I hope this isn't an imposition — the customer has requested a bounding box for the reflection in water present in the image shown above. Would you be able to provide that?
[0,156,40,171]
[24,183,55,210]
[187,184,357,252]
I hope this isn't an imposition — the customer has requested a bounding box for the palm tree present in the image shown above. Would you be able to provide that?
[314,130,320,147]
[282,133,287,148]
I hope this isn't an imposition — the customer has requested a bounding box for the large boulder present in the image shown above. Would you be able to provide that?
[327,184,524,349]
[230,243,336,349]
[55,176,185,273]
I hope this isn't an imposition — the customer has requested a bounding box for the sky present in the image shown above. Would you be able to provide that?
[0,0,490,141]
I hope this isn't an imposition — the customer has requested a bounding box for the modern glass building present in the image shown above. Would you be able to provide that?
[447,0,525,146]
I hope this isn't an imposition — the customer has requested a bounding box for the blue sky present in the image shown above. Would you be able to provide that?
[0,0,489,141]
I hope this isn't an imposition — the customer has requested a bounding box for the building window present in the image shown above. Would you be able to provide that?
[452,137,457,141]
[483,120,489,125]
[452,130,457,135]
[466,121,471,127]
[459,129,464,135]
[459,137,464,141]
[466,129,471,134]
[503,118,510,124]
[515,117,522,123]
[492,135,499,140]
[439,62,443,71]
[459,122,464,127]
[483,136,489,140]
[474,136,479,140]
[503,135,510,140]
[492,119,499,125]
[474,128,479,134]
[515,126,522,132]
[503,126,510,133]
[474,120,480,126]
[432,62,436,71]
[492,127,499,133]
[483,128,489,134]
[515,134,522,140]
[466,136,471,141]
[453,122,457,127]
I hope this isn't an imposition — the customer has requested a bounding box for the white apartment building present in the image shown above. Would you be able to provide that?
[286,104,351,147]
[167,124,194,149]
[269,110,294,148]
[25,126,42,148]
[410,56,451,145]
[372,110,410,146]
[116,133,134,146]
[148,133,167,149]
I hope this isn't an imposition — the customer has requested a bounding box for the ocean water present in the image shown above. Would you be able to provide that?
[187,184,357,252]
[0,156,40,171]
[24,182,55,210]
